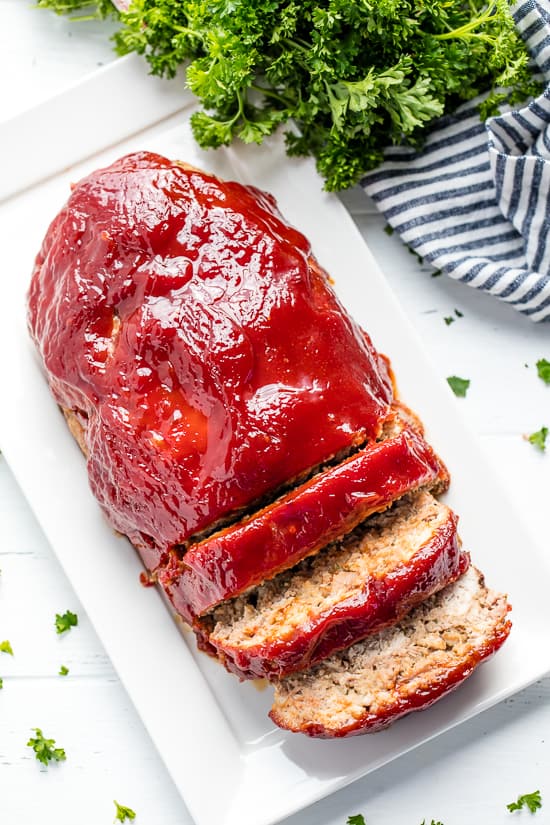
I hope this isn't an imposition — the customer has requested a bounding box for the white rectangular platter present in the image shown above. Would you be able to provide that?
[1,54,549,825]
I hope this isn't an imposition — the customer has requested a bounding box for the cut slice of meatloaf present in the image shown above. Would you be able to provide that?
[160,423,449,623]
[199,491,469,680]
[270,566,511,738]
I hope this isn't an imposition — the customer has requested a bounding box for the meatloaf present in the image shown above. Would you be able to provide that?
[28,151,510,740]
[27,151,395,559]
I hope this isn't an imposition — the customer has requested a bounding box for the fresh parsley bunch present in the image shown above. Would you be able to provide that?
[39,0,539,190]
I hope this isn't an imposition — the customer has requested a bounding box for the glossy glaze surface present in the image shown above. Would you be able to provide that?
[202,514,469,681]
[28,151,393,550]
[162,428,447,621]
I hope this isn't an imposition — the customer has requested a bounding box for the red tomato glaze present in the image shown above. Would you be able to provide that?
[161,427,448,621]
[28,152,393,551]
[199,516,469,680]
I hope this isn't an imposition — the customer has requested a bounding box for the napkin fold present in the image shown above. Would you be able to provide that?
[362,0,550,322]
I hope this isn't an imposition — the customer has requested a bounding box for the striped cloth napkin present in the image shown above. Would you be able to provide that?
[362,0,550,322]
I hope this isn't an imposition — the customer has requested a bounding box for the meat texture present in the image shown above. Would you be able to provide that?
[200,491,469,680]
[270,566,511,737]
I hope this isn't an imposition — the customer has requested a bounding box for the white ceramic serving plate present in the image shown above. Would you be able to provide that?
[1,55,549,825]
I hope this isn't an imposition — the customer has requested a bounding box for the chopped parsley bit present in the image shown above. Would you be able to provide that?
[0,678,3,689]
[59,665,69,676]
[0,640,13,656]
[383,224,394,236]
[527,427,548,452]
[420,821,444,825]
[347,816,366,825]
[27,728,66,766]
[447,376,470,397]
[536,359,550,385]
[507,790,542,813]
[408,246,423,264]
[114,800,137,822]
[445,309,464,325]
[431,270,442,278]
[55,610,78,634]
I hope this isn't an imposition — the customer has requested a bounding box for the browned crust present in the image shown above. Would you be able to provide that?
[62,408,87,455]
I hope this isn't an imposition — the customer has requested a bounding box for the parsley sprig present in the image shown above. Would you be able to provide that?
[37,0,539,190]
[507,790,542,813]
[55,610,78,634]
[114,800,137,822]
[27,728,66,766]
[447,375,470,397]
[527,426,548,452]
[536,359,550,385]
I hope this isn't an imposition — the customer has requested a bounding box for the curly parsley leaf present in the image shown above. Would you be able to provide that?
[447,375,470,397]
[384,73,444,134]
[114,800,137,822]
[527,427,548,452]
[0,640,13,656]
[507,790,542,813]
[55,610,78,634]
[536,359,550,385]
[27,728,66,766]
[37,0,539,190]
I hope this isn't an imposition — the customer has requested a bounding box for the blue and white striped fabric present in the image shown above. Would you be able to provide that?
[362,0,550,322]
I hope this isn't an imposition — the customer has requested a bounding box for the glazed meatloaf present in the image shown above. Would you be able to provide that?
[28,151,510,738]
[28,151,396,562]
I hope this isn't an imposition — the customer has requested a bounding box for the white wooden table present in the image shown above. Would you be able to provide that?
[1,3,549,823]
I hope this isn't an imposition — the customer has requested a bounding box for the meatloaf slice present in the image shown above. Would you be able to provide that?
[160,423,449,622]
[199,491,468,680]
[270,566,511,738]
